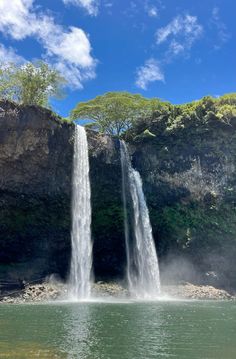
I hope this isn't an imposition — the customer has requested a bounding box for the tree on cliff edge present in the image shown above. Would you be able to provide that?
[0,61,66,107]
[71,92,156,137]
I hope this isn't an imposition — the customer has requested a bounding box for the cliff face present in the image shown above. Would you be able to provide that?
[1,101,236,290]
[0,101,72,282]
[88,131,125,280]
[129,122,236,289]
[0,101,125,283]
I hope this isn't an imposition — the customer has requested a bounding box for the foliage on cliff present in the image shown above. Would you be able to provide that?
[0,61,65,107]
[72,91,236,139]
[129,93,236,289]
[127,93,236,140]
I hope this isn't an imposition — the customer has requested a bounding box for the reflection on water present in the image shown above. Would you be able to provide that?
[0,301,236,359]
[61,304,94,358]
[60,302,167,359]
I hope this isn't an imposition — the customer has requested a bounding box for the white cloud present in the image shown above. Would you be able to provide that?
[135,58,164,90]
[54,61,95,89]
[41,23,97,87]
[0,0,96,88]
[44,27,94,68]
[146,6,158,18]
[0,44,25,64]
[156,14,203,56]
[104,1,112,8]
[211,7,230,48]
[169,40,184,55]
[125,1,160,19]
[135,13,203,88]
[62,0,99,16]
[0,0,35,40]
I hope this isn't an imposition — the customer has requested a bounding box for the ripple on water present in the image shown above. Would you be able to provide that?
[0,301,235,359]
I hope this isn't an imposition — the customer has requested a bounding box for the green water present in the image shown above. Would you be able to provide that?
[0,300,235,358]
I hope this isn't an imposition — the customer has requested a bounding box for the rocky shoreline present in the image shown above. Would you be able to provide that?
[0,282,67,304]
[0,281,234,304]
[0,281,128,304]
[162,283,234,300]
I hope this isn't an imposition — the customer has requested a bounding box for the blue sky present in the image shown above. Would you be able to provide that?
[0,0,235,117]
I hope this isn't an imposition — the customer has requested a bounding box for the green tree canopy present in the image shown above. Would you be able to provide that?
[71,92,158,136]
[72,92,236,138]
[0,61,66,107]
[163,94,236,132]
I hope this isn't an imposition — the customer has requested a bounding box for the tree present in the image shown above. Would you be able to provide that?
[71,92,154,137]
[217,93,236,106]
[216,104,236,125]
[0,61,66,107]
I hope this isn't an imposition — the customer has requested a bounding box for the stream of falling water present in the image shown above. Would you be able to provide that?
[120,141,161,298]
[69,125,92,300]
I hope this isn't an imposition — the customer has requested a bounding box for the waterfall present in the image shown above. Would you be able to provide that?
[69,125,93,300]
[120,141,161,298]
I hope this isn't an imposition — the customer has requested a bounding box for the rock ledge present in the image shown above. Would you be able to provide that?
[163,283,234,300]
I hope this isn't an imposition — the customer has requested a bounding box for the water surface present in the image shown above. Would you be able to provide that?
[0,300,235,358]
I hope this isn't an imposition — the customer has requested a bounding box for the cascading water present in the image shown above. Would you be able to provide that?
[120,141,161,299]
[69,125,93,300]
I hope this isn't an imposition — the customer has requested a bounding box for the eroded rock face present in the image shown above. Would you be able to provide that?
[128,122,236,290]
[0,101,74,283]
[87,130,126,280]
[1,100,236,291]
[0,101,125,284]
[0,101,74,195]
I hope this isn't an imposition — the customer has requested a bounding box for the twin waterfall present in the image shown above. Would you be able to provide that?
[120,141,161,298]
[69,125,92,300]
[69,125,160,300]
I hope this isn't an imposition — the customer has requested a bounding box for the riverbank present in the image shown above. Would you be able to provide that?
[0,281,127,303]
[0,281,235,303]
[0,282,67,304]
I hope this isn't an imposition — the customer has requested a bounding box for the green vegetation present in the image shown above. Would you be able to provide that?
[128,94,236,140]
[72,92,236,138]
[71,92,164,136]
[0,61,66,108]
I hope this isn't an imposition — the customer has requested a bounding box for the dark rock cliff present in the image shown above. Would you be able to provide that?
[0,101,73,283]
[0,101,125,284]
[88,131,125,280]
[128,120,236,290]
[1,101,236,291]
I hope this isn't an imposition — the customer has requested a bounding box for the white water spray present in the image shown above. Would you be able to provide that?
[120,141,161,298]
[69,125,92,300]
